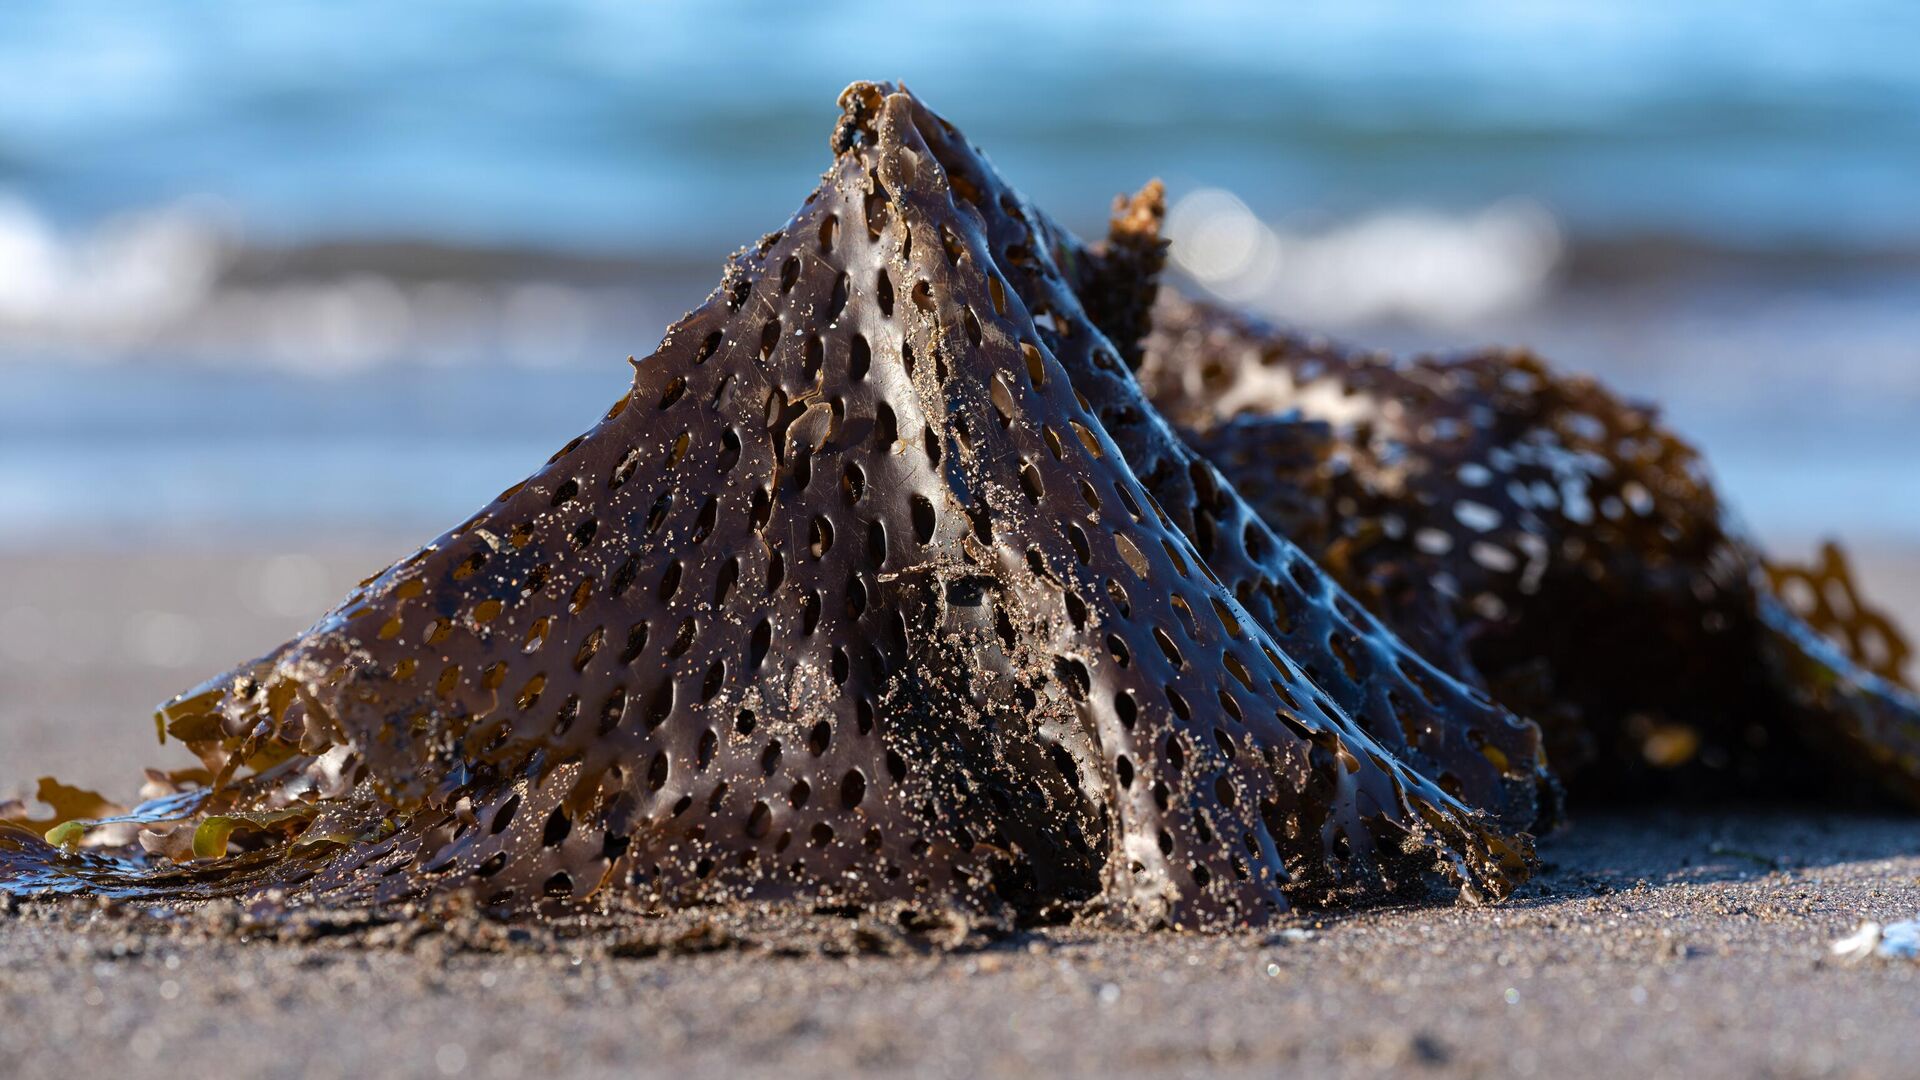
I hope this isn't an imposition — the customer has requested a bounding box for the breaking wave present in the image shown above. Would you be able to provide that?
[1166,188,1563,328]
[0,196,693,374]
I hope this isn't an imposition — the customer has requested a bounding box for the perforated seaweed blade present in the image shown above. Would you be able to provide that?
[1,84,1532,927]
[931,176,1556,834]
[1137,291,1920,805]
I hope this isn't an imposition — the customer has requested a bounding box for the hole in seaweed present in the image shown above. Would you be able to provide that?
[1114,534,1151,578]
[657,560,683,603]
[841,769,867,808]
[748,619,772,671]
[1019,461,1045,502]
[826,272,849,322]
[490,794,521,835]
[910,495,937,543]
[752,480,775,530]
[618,622,650,666]
[1066,523,1092,564]
[1152,626,1182,668]
[691,497,719,543]
[516,673,546,710]
[1063,589,1088,628]
[598,688,627,733]
[1166,688,1191,721]
[849,335,871,381]
[541,808,571,847]
[842,461,866,504]
[453,552,487,581]
[1054,658,1091,701]
[610,558,639,599]
[643,682,674,730]
[802,335,824,380]
[745,802,773,840]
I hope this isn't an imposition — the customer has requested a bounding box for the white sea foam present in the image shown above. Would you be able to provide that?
[0,195,228,345]
[1166,188,1563,328]
[0,195,633,373]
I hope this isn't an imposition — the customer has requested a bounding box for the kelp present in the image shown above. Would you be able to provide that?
[10,81,1908,933]
[1767,542,1913,690]
[2,84,1538,929]
[1136,289,1920,805]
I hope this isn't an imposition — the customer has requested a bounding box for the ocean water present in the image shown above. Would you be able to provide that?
[0,2,1915,547]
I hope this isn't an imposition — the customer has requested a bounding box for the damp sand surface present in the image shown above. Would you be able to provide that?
[3,548,1919,1079]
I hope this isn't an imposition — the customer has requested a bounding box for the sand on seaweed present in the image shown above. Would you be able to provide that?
[2,544,1918,1078]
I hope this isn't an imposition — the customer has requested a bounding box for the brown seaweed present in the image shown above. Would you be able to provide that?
[949,175,1555,834]
[1137,289,1920,805]
[1,84,1536,929]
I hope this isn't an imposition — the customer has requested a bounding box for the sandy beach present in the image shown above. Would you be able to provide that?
[2,543,1917,1079]
[1,806,1916,1079]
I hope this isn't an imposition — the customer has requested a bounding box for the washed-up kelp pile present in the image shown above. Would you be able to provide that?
[2,83,1912,932]
[1137,292,1920,806]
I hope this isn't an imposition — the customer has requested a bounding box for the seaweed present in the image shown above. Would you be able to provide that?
[1137,290,1920,805]
[1,84,1536,928]
[938,173,1555,834]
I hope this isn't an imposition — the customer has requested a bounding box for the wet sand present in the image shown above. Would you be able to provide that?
[2,546,1918,1079]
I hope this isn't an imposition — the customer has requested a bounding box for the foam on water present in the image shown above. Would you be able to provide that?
[0,2,1914,542]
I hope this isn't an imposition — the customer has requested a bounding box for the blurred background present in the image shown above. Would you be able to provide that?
[2,2,1916,786]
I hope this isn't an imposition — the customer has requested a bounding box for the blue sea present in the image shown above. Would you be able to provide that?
[0,1,1916,547]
